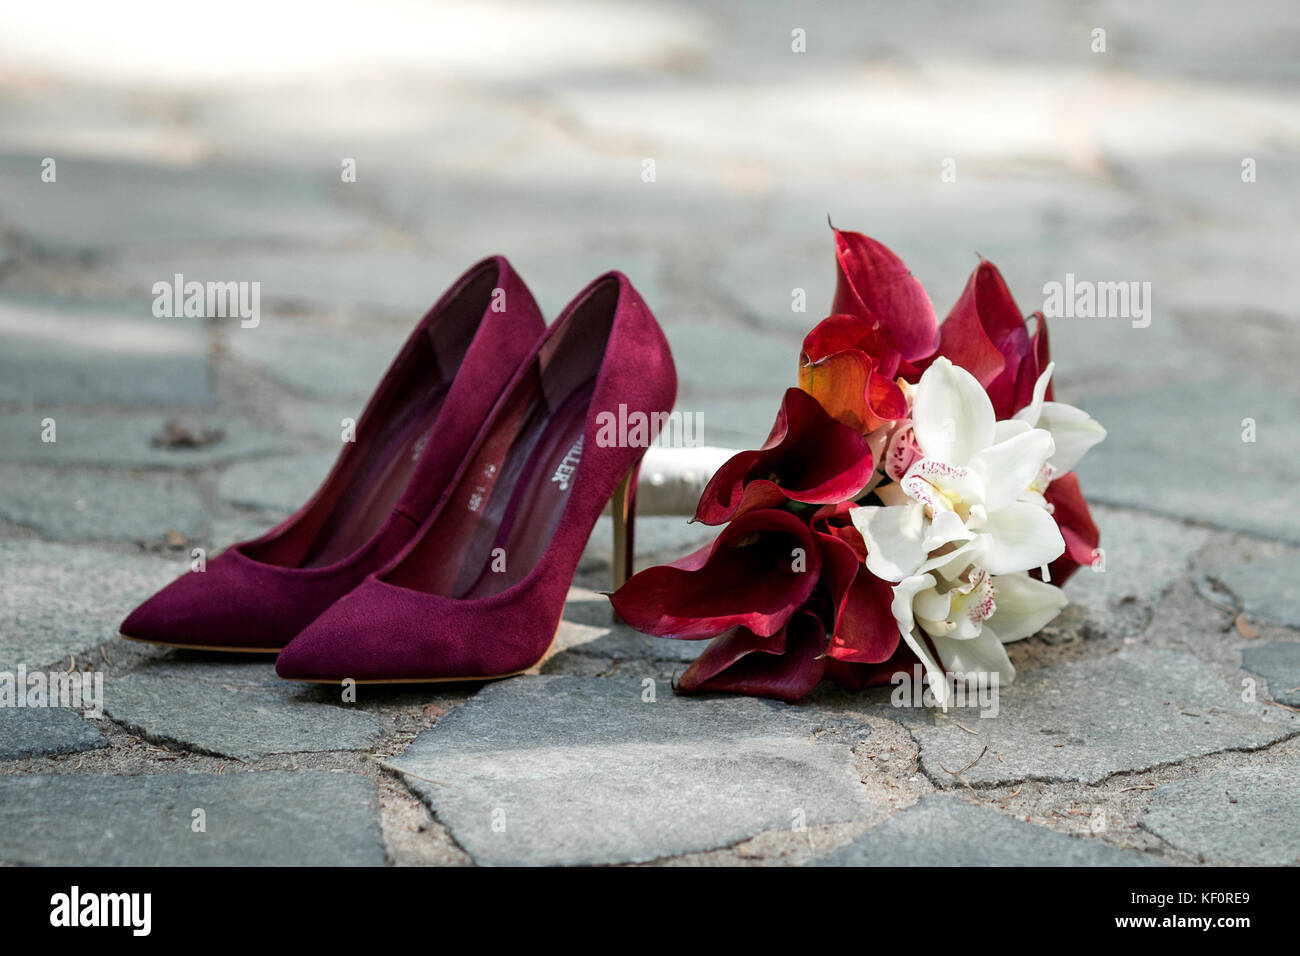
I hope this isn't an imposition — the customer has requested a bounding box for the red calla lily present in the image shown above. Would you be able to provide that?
[1040,472,1100,586]
[825,638,923,691]
[610,508,821,640]
[813,509,900,663]
[831,228,939,366]
[1013,309,1054,413]
[676,612,828,704]
[799,315,909,433]
[694,387,875,525]
[921,258,1032,417]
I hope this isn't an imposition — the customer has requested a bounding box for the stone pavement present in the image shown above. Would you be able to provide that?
[1,1,1298,866]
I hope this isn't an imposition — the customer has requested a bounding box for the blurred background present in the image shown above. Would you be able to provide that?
[0,0,1297,559]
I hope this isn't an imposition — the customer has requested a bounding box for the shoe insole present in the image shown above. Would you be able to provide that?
[390,379,595,598]
[300,386,449,568]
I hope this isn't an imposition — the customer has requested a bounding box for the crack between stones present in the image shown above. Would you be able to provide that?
[900,720,1300,793]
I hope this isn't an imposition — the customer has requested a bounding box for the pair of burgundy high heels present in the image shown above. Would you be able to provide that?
[120,257,676,682]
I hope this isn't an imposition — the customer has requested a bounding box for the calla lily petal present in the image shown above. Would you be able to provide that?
[609,509,820,640]
[929,260,1030,416]
[798,330,908,434]
[694,387,874,525]
[831,228,939,364]
[676,613,827,703]
[817,530,902,664]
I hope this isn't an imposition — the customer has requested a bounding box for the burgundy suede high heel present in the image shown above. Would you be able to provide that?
[275,272,677,682]
[120,256,545,652]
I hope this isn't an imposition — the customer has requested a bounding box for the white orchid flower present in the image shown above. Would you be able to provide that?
[891,568,1066,707]
[852,358,1066,584]
[849,357,1072,708]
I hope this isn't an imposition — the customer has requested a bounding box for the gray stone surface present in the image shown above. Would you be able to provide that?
[1143,761,1300,865]
[0,772,386,866]
[0,155,376,251]
[109,247,453,317]
[0,540,181,671]
[0,295,216,406]
[0,0,1297,868]
[816,795,1160,867]
[217,451,336,513]
[1241,642,1300,707]
[0,465,204,542]
[1060,504,1210,639]
[392,675,875,866]
[1075,378,1300,544]
[581,515,718,575]
[889,650,1298,787]
[226,321,402,398]
[0,707,107,759]
[0,412,285,469]
[1198,556,1300,628]
[103,672,383,760]
[554,587,701,663]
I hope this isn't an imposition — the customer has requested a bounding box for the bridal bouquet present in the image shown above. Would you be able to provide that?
[611,228,1106,707]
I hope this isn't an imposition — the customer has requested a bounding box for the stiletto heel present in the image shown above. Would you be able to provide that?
[611,463,639,588]
[276,271,677,683]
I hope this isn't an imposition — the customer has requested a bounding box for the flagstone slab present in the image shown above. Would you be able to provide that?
[1142,760,1300,865]
[0,540,181,671]
[0,412,285,469]
[815,795,1161,867]
[392,675,875,866]
[0,772,385,866]
[0,707,107,759]
[1198,556,1300,629]
[1240,642,1300,707]
[1074,377,1300,544]
[103,672,382,760]
[888,650,1298,787]
[0,465,205,543]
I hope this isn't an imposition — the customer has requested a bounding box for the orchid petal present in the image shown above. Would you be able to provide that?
[978,502,1066,575]
[1013,361,1055,426]
[1036,401,1107,475]
[911,357,995,466]
[851,502,928,582]
[929,628,1015,689]
[1041,472,1101,586]
[986,572,1067,643]
[891,573,951,708]
[969,427,1055,511]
